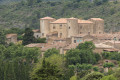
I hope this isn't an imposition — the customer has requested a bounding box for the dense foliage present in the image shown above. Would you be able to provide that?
[102,52,120,61]
[0,40,120,80]
[22,28,35,45]
[66,42,100,65]
[0,44,40,80]
[0,0,120,31]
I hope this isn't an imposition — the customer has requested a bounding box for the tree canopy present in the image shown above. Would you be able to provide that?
[22,28,35,45]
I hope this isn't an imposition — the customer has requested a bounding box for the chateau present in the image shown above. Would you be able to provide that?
[26,16,120,54]
[40,17,104,38]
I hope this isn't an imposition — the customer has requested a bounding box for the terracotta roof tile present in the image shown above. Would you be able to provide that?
[95,43,114,48]
[32,29,40,33]
[6,34,17,38]
[41,42,67,51]
[72,34,87,37]
[68,17,77,19]
[78,20,93,24]
[103,48,119,52]
[91,34,115,40]
[90,18,104,21]
[25,43,48,48]
[64,43,79,50]
[50,18,67,24]
[40,17,55,20]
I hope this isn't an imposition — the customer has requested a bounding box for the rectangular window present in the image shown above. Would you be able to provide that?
[80,26,82,29]
[37,35,39,38]
[60,33,62,38]
[53,26,56,29]
[88,32,90,34]
[42,33,44,36]
[74,40,76,43]
[69,27,70,29]
[60,24,62,29]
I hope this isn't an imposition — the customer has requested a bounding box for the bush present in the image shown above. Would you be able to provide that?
[93,66,99,72]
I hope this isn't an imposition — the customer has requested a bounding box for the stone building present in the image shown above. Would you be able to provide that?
[32,29,41,38]
[6,34,17,44]
[40,17,104,38]
[40,17,56,37]
[89,18,104,34]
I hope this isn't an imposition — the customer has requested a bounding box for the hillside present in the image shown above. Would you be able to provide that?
[0,0,23,4]
[0,0,120,32]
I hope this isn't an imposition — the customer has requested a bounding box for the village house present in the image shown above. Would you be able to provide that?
[6,34,17,44]
[32,29,41,38]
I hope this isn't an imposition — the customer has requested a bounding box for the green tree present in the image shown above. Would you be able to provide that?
[70,75,77,80]
[103,62,114,68]
[36,0,42,3]
[114,68,120,80]
[31,58,62,80]
[102,0,108,3]
[81,72,104,80]
[27,0,33,6]
[0,44,39,80]
[0,30,6,45]
[46,54,71,80]
[94,53,101,62]
[66,48,97,65]
[66,49,81,65]
[22,28,35,45]
[76,41,95,51]
[94,0,102,5]
[100,75,117,80]
[44,48,59,57]
[93,66,99,72]
[35,38,46,43]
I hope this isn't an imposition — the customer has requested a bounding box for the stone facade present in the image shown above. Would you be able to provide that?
[32,29,41,38]
[6,34,17,44]
[40,17,104,38]
[40,17,56,37]
[89,18,104,34]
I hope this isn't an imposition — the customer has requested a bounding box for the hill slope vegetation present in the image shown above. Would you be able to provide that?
[0,0,120,32]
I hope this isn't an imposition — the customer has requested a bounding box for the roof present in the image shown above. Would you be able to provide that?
[91,34,115,40]
[25,43,48,48]
[41,42,67,51]
[90,18,104,21]
[50,37,66,41]
[78,20,93,24]
[72,34,87,37]
[40,16,55,20]
[6,34,17,38]
[50,18,67,24]
[64,43,79,50]
[103,48,119,52]
[95,43,114,49]
[32,29,40,33]
[68,17,77,19]
[104,40,120,44]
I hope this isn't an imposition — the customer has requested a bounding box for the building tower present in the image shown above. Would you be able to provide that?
[89,18,104,34]
[40,17,56,37]
[67,17,78,37]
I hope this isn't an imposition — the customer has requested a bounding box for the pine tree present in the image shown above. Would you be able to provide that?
[22,28,35,45]
[31,59,62,80]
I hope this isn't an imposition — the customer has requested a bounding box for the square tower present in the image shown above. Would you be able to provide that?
[89,18,104,34]
[40,17,56,38]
